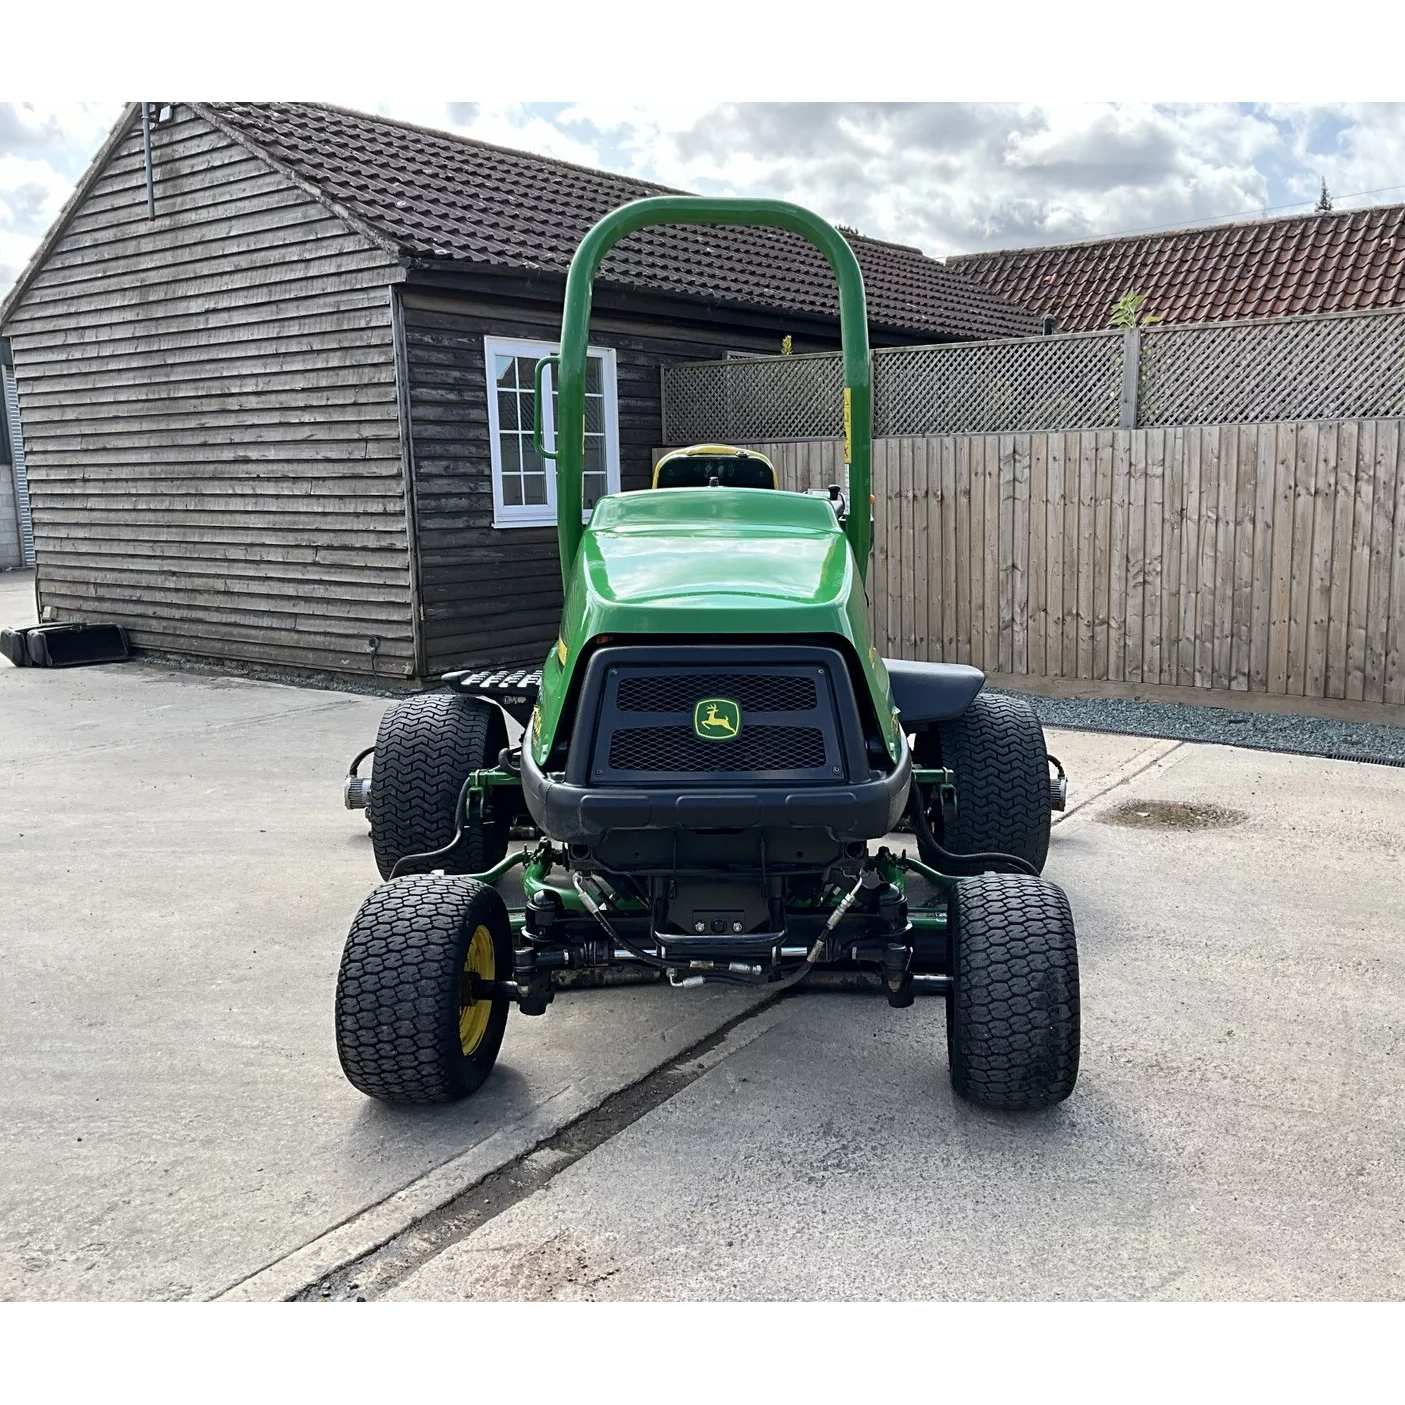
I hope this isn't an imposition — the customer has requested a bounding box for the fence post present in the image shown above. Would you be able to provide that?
[1119,329,1141,429]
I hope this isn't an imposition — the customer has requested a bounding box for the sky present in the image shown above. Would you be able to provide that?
[5,100,1405,302]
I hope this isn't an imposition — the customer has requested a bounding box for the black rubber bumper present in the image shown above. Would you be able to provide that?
[521,742,913,843]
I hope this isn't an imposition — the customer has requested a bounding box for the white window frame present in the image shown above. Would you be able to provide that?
[484,335,621,529]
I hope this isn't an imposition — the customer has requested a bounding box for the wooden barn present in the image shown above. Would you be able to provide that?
[0,102,1037,682]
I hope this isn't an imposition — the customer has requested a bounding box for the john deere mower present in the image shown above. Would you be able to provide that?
[335,196,1079,1112]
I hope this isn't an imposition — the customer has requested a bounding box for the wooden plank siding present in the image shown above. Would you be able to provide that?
[2,106,414,677]
[401,291,793,675]
[730,421,1405,718]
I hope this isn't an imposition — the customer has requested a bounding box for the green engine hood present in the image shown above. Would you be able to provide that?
[531,488,900,765]
[581,488,852,621]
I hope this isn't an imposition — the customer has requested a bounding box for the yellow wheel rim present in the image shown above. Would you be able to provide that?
[459,924,495,1055]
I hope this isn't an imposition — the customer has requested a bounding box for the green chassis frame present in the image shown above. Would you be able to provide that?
[456,766,959,939]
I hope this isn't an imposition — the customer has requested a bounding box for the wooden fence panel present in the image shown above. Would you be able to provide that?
[1047,433,1066,677]
[1160,426,1184,688]
[1126,432,1146,684]
[940,436,958,663]
[1107,433,1129,684]
[730,418,1405,717]
[1061,433,1080,678]
[1249,424,1277,692]
[1027,435,1047,677]
[1387,425,1405,705]
[1366,422,1398,702]
[983,435,1001,672]
[1231,424,1259,691]
[1143,428,1165,685]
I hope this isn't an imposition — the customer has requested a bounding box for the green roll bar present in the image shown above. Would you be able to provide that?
[535,196,873,593]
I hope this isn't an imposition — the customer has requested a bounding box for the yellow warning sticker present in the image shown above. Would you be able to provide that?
[843,386,853,463]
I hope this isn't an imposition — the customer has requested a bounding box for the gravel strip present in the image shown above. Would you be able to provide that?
[988,688,1405,768]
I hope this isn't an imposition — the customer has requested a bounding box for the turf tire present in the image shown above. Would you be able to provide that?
[915,692,1051,875]
[335,873,513,1105]
[369,693,509,879]
[946,872,1080,1111]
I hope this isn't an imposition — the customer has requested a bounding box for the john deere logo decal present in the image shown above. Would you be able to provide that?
[694,697,742,740]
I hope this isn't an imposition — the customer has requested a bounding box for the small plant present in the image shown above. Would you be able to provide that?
[1109,289,1162,329]
[1315,178,1333,213]
[780,335,793,356]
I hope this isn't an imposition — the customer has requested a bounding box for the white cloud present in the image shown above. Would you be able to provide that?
[5,101,1405,306]
[0,103,125,294]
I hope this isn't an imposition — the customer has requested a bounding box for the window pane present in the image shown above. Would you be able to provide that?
[523,470,548,506]
[494,354,517,388]
[584,437,604,475]
[498,389,520,432]
[585,356,602,395]
[500,432,521,476]
[502,467,524,506]
[584,393,604,434]
[583,473,607,510]
[515,355,540,392]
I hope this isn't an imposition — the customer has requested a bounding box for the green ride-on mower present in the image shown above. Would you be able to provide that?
[335,196,1079,1112]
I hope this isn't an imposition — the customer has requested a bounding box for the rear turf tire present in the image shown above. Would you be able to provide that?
[946,873,1080,1111]
[335,874,513,1105]
[369,692,509,880]
[915,692,1051,875]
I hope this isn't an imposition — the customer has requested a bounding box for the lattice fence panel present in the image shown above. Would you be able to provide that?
[663,308,1405,444]
[1139,311,1405,426]
[662,353,844,445]
[871,332,1124,435]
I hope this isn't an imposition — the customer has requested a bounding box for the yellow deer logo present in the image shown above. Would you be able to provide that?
[693,698,742,740]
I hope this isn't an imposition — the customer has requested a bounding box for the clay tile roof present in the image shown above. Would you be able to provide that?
[196,102,1040,342]
[945,204,1405,333]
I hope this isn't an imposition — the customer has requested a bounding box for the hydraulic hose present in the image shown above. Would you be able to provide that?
[765,869,868,993]
[387,774,476,879]
[907,783,1040,878]
[571,872,674,972]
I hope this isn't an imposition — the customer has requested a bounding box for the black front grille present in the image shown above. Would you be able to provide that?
[609,725,827,773]
[617,673,817,714]
[569,645,862,788]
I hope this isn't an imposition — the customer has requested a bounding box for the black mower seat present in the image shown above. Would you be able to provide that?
[883,659,984,725]
[653,444,777,490]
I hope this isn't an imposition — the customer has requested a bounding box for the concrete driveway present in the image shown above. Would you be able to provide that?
[3,566,1403,1300]
[0,571,764,1301]
[384,738,1405,1301]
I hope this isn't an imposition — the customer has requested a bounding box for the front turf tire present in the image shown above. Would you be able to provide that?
[946,873,1080,1111]
[335,874,514,1105]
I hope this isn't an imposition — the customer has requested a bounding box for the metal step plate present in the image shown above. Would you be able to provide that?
[441,667,542,725]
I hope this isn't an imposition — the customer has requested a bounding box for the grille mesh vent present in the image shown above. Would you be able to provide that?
[608,725,827,773]
[616,672,817,714]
